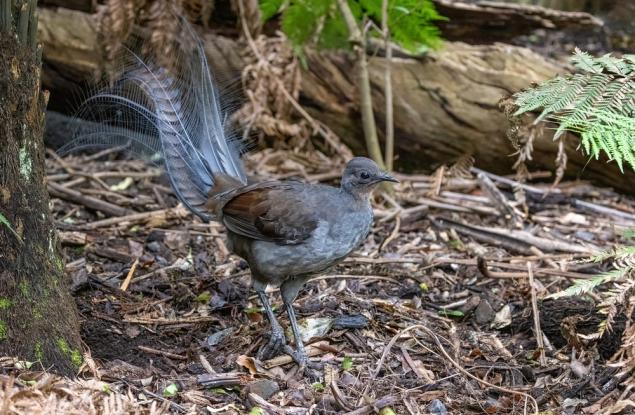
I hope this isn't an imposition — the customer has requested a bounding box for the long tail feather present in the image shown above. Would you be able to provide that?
[59,13,247,221]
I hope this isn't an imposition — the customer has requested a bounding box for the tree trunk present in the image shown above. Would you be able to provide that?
[0,0,82,375]
[35,5,635,194]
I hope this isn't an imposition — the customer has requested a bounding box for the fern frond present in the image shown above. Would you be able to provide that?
[548,267,630,299]
[512,49,635,172]
[596,276,635,336]
[552,242,635,337]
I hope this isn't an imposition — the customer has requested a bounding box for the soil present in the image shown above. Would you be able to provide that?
[10,147,630,414]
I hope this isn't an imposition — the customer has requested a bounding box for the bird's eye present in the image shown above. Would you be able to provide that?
[360,171,370,180]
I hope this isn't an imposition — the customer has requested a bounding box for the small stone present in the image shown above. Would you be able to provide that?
[574,230,595,241]
[146,241,161,252]
[205,327,234,348]
[246,379,279,400]
[427,399,448,415]
[340,371,357,387]
[474,298,495,324]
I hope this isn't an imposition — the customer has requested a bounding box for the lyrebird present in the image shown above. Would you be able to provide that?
[60,13,396,377]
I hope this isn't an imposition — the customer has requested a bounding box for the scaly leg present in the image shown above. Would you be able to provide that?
[280,277,324,379]
[255,289,287,361]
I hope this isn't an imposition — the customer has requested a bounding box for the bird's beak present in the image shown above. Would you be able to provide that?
[378,172,399,183]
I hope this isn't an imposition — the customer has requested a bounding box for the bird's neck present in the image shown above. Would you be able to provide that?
[341,185,373,205]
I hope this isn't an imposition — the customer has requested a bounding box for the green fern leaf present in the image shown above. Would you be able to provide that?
[260,0,284,21]
[548,267,629,299]
[571,48,603,73]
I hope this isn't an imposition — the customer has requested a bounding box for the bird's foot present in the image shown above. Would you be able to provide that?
[257,325,287,361]
[283,345,324,381]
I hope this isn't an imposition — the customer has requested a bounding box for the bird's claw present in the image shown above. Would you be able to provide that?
[283,345,324,380]
[257,325,287,361]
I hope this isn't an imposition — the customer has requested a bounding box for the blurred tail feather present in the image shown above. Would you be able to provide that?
[59,12,246,221]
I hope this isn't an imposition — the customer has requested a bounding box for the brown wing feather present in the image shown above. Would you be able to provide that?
[221,182,318,244]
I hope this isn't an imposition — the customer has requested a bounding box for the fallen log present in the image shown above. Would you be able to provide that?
[37,6,635,193]
[433,0,603,43]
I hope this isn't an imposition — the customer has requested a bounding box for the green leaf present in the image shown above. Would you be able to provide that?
[311,382,325,392]
[162,383,179,397]
[318,12,350,50]
[341,356,353,370]
[244,305,277,314]
[260,0,285,22]
[109,177,134,191]
[0,212,23,244]
[15,361,34,370]
[438,309,464,318]
[249,408,266,415]
[196,291,212,303]
[281,0,334,49]
[379,409,397,415]
[276,0,444,53]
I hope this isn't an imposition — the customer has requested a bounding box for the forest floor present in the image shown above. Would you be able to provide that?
[2,148,635,415]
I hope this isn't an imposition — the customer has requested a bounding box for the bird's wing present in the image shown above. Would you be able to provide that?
[220,182,319,245]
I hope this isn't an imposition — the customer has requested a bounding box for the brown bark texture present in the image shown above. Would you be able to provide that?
[36,6,635,194]
[0,0,82,375]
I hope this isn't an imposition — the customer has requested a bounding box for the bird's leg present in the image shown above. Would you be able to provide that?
[255,288,287,361]
[280,278,324,378]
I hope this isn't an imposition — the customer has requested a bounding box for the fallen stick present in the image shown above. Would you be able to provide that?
[77,206,189,230]
[48,181,129,217]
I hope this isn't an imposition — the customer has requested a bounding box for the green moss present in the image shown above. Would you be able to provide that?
[19,280,29,297]
[55,257,64,272]
[0,321,7,340]
[34,341,43,361]
[56,338,70,354]
[32,308,43,319]
[57,338,82,368]
[0,298,11,309]
[70,350,83,368]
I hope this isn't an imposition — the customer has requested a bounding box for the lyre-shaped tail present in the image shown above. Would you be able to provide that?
[59,13,247,221]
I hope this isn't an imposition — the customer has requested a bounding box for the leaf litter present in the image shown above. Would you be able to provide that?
[1,148,635,414]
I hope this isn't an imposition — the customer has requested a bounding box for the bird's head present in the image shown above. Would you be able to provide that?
[341,157,398,198]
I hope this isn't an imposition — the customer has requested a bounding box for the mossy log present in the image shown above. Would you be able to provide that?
[36,6,635,194]
[0,0,82,375]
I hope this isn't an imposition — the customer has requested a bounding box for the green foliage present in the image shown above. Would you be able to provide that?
[549,244,635,337]
[0,321,7,340]
[34,341,44,361]
[361,0,444,53]
[0,212,23,244]
[162,383,179,397]
[513,49,635,172]
[438,309,464,318]
[261,0,444,53]
[311,382,325,392]
[547,267,629,299]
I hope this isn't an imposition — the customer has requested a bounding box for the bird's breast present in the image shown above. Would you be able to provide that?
[249,210,373,282]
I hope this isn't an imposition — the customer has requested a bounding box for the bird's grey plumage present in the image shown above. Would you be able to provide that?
[227,183,373,281]
[57,9,398,378]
